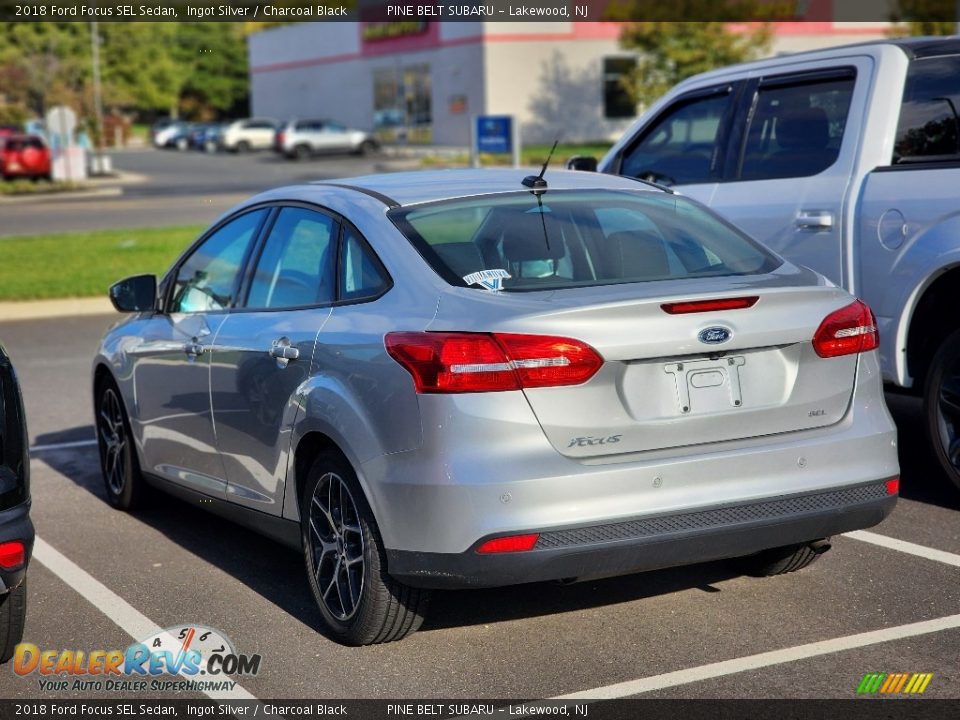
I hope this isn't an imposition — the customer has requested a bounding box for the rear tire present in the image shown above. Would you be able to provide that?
[95,377,146,510]
[301,450,430,645]
[293,144,311,161]
[923,329,960,493]
[235,140,251,153]
[737,541,828,577]
[358,140,378,156]
[0,580,27,663]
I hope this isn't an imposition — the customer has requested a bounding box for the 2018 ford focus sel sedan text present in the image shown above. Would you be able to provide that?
[93,169,899,645]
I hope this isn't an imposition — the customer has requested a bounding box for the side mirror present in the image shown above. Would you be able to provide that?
[566,156,598,172]
[109,274,157,313]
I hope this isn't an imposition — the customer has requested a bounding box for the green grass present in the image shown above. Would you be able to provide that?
[0,180,85,196]
[0,225,203,301]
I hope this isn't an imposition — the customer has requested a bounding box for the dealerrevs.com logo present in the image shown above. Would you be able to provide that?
[13,624,261,693]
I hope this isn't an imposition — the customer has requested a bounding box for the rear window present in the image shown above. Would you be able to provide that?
[389,190,780,291]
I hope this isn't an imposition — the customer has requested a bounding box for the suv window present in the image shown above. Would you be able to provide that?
[739,73,855,181]
[246,208,337,309]
[170,210,266,313]
[620,90,731,185]
[894,56,960,163]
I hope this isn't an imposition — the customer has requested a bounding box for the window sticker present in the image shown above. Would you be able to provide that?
[463,269,511,292]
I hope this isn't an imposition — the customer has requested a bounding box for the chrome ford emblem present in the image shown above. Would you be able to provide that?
[698,326,732,345]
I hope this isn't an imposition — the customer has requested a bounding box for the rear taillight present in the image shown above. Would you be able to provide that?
[812,300,878,358]
[0,541,25,570]
[276,131,285,145]
[384,332,603,393]
[885,477,900,495]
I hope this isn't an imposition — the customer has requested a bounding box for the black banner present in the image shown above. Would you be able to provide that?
[0,700,958,720]
[1,0,958,23]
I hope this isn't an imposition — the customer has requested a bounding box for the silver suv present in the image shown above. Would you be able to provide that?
[94,170,898,645]
[276,118,377,159]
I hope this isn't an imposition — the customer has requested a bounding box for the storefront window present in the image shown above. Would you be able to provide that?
[373,65,432,143]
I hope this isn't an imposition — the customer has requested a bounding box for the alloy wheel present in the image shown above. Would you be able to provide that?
[308,472,365,621]
[98,388,127,496]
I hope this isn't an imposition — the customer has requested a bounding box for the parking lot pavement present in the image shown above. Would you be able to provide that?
[0,314,958,701]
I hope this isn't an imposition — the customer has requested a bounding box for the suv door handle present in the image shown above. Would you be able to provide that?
[796,210,834,230]
[270,337,300,364]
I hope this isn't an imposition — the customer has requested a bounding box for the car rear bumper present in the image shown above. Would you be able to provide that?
[0,500,34,593]
[386,481,896,589]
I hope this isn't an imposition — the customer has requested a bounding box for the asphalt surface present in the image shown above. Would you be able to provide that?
[0,148,397,237]
[0,313,958,704]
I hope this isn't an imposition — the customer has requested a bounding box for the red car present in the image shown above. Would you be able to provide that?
[1,135,51,180]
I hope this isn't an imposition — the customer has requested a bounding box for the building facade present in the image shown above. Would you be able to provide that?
[248,21,890,147]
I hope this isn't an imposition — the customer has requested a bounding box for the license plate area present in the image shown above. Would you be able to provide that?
[664,356,745,415]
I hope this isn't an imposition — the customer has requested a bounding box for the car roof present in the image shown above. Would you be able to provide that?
[305,168,670,207]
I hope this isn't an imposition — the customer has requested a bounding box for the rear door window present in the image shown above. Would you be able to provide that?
[738,71,855,180]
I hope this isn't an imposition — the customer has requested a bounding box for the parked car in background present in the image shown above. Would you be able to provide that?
[0,344,33,661]
[159,123,197,151]
[221,117,279,152]
[593,36,960,492]
[153,121,189,149]
[149,118,177,145]
[189,123,225,153]
[0,135,51,180]
[275,118,378,159]
[94,169,898,645]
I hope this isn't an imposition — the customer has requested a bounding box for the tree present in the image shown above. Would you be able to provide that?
[888,0,957,35]
[610,1,791,108]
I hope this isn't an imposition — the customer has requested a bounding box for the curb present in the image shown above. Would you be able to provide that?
[0,297,115,322]
[0,187,123,205]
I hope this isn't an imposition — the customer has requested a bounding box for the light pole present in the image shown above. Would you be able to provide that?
[90,20,105,169]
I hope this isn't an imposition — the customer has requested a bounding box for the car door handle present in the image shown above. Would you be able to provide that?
[270,338,300,362]
[796,210,834,230]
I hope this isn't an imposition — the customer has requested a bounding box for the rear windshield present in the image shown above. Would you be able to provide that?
[389,190,781,291]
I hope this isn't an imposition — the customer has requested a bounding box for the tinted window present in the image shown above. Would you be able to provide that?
[603,57,637,119]
[339,228,389,301]
[620,91,730,185]
[739,74,854,180]
[391,190,779,292]
[895,56,960,163]
[171,210,266,313]
[246,208,337,309]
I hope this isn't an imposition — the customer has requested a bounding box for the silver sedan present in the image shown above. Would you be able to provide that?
[93,169,899,645]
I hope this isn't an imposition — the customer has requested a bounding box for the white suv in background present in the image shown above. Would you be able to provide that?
[220,118,279,152]
[276,118,378,159]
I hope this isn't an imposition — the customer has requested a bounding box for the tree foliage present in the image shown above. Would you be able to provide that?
[0,22,254,123]
[888,0,957,35]
[610,1,792,108]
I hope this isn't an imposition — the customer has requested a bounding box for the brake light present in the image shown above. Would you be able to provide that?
[661,296,758,314]
[885,477,900,495]
[384,332,602,393]
[812,300,878,358]
[476,534,540,554]
[0,541,25,570]
[276,131,285,145]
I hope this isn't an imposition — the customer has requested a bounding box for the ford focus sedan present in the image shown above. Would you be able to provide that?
[93,169,899,645]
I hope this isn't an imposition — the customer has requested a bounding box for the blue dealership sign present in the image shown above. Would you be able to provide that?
[476,115,513,155]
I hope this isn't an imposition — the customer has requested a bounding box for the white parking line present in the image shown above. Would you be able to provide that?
[845,530,960,567]
[32,537,258,701]
[554,613,960,699]
[30,439,98,452]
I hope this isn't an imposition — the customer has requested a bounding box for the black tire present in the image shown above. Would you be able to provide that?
[737,541,828,577]
[0,579,27,663]
[923,329,960,493]
[358,139,378,156]
[95,377,146,510]
[235,140,251,153]
[293,144,311,161]
[301,450,430,645]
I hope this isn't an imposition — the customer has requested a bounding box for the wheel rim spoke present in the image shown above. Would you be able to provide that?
[98,389,128,496]
[308,470,365,621]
